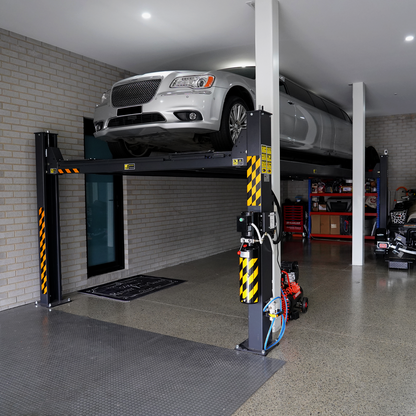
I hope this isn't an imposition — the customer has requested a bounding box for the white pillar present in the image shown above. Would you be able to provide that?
[255,0,280,302]
[352,82,366,265]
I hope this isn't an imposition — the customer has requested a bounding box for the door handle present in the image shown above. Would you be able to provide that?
[287,101,294,105]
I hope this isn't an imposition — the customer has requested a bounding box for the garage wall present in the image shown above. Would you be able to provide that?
[366,113,416,207]
[0,29,131,310]
[281,180,308,204]
[120,176,246,284]
[0,29,247,311]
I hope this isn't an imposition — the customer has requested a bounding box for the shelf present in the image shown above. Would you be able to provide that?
[310,193,352,197]
[310,192,378,197]
[310,234,375,240]
[308,177,384,241]
[310,212,352,216]
[310,212,377,216]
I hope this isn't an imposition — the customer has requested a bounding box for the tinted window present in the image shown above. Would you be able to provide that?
[219,67,256,79]
[324,101,344,119]
[285,80,314,106]
[341,110,352,122]
[279,79,288,94]
[310,93,328,112]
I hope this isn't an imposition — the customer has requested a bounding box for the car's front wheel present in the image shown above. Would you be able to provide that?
[107,141,152,158]
[211,96,248,150]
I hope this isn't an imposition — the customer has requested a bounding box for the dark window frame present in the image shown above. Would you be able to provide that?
[84,118,125,277]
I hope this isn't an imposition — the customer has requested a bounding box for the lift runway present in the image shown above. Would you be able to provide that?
[0,304,284,416]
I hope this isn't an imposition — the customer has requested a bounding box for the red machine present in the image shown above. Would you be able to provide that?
[281,261,308,321]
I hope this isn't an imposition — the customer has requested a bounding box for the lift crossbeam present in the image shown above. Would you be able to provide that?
[46,146,248,177]
[45,143,354,179]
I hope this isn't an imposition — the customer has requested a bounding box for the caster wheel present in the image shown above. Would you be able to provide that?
[301,297,309,313]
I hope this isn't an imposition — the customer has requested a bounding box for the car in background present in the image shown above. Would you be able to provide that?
[93,66,352,162]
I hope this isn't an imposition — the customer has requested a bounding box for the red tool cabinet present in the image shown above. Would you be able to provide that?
[283,205,305,234]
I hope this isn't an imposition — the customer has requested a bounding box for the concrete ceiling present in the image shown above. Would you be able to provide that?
[1,0,416,117]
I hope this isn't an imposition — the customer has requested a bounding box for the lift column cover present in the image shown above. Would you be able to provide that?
[237,110,273,355]
[35,132,65,307]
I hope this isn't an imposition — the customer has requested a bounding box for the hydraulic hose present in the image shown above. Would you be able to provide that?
[272,191,284,245]
[263,289,288,350]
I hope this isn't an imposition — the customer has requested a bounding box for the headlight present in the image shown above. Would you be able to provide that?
[100,90,110,105]
[170,75,215,89]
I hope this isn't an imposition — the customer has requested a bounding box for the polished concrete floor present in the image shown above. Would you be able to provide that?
[55,239,416,416]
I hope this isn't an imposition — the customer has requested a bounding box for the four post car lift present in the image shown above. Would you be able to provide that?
[35,110,351,353]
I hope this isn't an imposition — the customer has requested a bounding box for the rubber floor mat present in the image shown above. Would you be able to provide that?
[79,274,185,301]
[0,305,285,416]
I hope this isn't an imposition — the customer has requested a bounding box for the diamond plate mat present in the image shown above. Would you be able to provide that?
[0,305,285,416]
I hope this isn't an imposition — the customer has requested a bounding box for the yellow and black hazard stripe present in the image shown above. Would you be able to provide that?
[239,256,259,304]
[57,168,80,174]
[38,208,48,295]
[247,155,261,207]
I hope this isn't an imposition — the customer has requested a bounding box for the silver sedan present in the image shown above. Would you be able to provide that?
[94,67,351,161]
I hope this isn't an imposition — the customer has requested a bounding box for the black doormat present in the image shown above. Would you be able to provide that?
[79,275,185,301]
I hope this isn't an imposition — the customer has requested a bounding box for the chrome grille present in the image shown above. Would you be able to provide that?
[111,79,162,107]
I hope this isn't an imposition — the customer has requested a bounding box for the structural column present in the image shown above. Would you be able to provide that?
[255,0,281,299]
[35,132,65,307]
[352,82,366,265]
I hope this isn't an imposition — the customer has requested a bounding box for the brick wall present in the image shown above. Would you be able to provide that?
[281,180,308,204]
[366,113,416,206]
[0,29,133,309]
[0,28,247,310]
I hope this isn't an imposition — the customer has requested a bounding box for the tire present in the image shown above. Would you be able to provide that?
[107,141,151,158]
[210,96,249,150]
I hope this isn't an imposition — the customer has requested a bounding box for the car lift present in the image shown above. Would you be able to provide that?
[35,110,354,350]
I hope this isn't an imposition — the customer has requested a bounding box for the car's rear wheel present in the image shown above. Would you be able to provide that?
[211,96,248,150]
[107,141,151,158]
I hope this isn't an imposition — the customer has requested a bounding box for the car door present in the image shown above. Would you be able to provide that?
[292,100,321,151]
[279,88,295,147]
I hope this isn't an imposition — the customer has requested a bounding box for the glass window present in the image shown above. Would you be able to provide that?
[310,93,328,112]
[285,80,314,106]
[323,101,344,120]
[84,119,124,277]
[218,67,256,79]
[279,79,288,94]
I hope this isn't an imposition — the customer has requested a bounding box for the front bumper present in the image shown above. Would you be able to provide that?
[94,87,225,143]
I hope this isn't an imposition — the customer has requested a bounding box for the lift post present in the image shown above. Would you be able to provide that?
[35,132,69,307]
[236,110,275,355]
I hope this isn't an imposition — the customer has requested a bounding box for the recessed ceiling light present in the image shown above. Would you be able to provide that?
[405,35,414,42]
[142,12,151,19]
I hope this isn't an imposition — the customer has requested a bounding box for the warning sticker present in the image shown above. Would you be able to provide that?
[124,164,135,171]
[261,145,272,175]
[232,158,244,166]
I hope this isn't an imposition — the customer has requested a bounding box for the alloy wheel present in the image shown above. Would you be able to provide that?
[228,103,247,144]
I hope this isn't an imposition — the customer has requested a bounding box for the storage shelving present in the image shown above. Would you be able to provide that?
[308,181,380,240]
